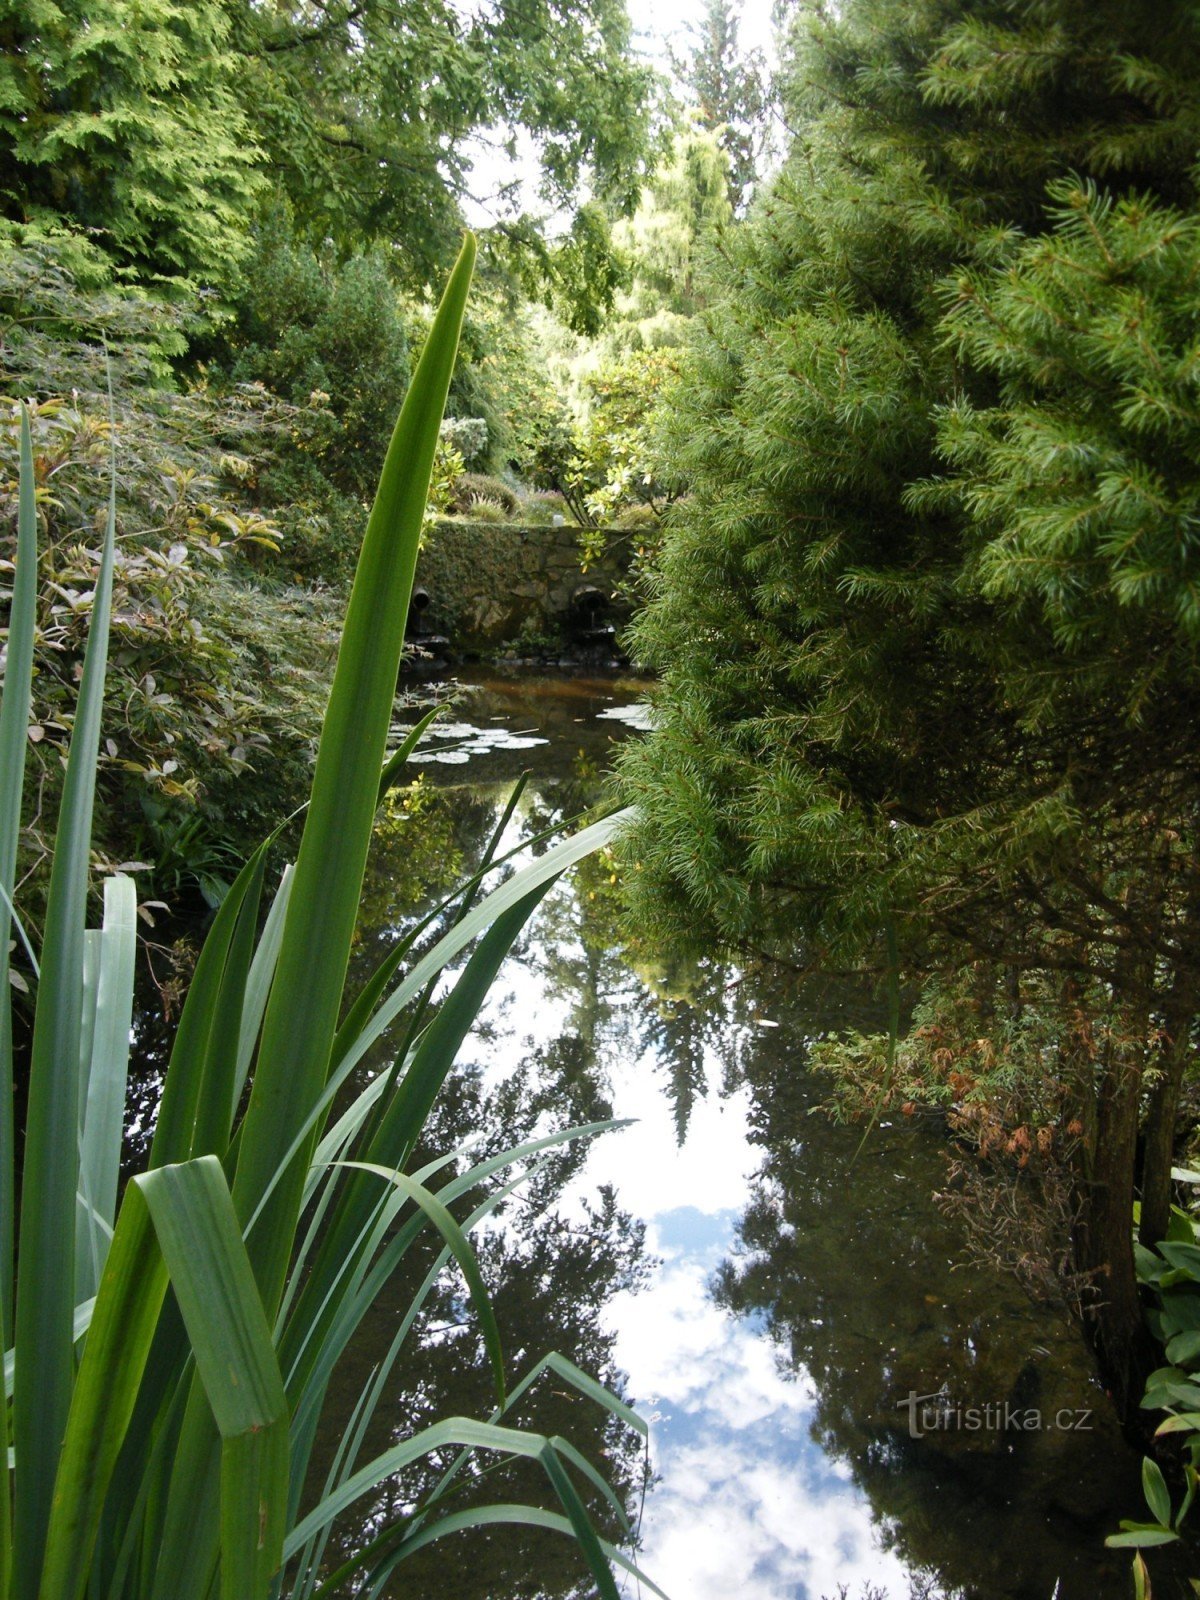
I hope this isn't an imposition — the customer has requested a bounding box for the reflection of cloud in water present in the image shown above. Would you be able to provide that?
[596,1215,909,1600]
[468,926,910,1600]
[642,1431,911,1600]
[551,1036,910,1600]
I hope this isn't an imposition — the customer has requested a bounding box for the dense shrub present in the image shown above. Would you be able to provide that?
[450,472,520,516]
[207,213,415,580]
[0,241,338,905]
[439,416,488,467]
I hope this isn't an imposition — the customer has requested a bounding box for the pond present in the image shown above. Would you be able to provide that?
[132,669,1196,1599]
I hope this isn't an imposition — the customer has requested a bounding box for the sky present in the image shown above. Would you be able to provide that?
[461,0,782,228]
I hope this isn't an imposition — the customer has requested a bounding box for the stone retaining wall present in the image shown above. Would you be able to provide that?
[414,518,628,649]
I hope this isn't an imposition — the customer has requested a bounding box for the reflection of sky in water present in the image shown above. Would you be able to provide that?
[471,893,912,1600]
[366,673,1170,1600]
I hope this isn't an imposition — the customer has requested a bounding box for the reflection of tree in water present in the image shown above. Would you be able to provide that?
[627,950,742,1140]
[310,770,652,1597]
[522,777,749,1144]
[353,779,493,954]
[710,999,1195,1600]
[309,1052,649,1598]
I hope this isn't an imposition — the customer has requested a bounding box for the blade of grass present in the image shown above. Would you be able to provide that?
[13,412,118,1597]
[279,886,546,1398]
[233,864,294,1113]
[338,1162,505,1407]
[253,814,628,1235]
[72,928,101,1299]
[328,796,616,1083]
[347,775,530,1163]
[75,874,137,1300]
[0,404,38,1347]
[2,1297,95,1403]
[284,1418,569,1555]
[377,705,443,801]
[190,848,268,1162]
[76,932,100,1139]
[288,1359,380,1600]
[149,841,270,1168]
[354,1505,670,1600]
[153,240,478,1599]
[286,1128,623,1475]
[538,1439,622,1600]
[411,1339,644,1546]
[38,1187,167,1600]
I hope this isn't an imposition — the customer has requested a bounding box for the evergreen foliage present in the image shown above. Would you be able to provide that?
[0,0,262,292]
[677,0,768,211]
[610,128,734,349]
[619,0,1200,1404]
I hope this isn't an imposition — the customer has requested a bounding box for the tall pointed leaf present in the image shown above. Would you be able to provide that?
[150,840,270,1168]
[190,848,268,1161]
[233,863,294,1112]
[0,404,38,1346]
[138,1158,288,1600]
[230,235,476,1315]
[13,428,118,1597]
[75,873,137,1300]
[278,887,547,1402]
[38,1187,166,1600]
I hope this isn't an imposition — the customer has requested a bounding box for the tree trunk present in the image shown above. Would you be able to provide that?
[1139,990,1194,1248]
[1074,1018,1156,1418]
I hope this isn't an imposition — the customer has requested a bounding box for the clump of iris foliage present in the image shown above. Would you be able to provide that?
[0,239,659,1600]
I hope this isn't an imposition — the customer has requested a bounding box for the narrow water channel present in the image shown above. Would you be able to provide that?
[132,669,1195,1599]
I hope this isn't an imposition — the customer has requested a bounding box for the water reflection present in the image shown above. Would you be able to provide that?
[133,671,1197,1598]
[710,988,1154,1600]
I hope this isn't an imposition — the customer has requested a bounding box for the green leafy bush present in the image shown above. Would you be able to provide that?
[1107,1185,1200,1590]
[439,416,489,467]
[0,247,343,904]
[209,214,417,581]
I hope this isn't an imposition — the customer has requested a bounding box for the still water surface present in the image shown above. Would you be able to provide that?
[308,669,1193,1600]
[133,670,1193,1599]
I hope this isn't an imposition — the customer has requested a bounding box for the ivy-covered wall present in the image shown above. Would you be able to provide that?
[414,519,628,648]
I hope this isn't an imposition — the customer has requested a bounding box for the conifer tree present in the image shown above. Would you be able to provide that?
[619,0,1200,1407]
[0,0,261,290]
[610,127,733,348]
[678,0,767,210]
